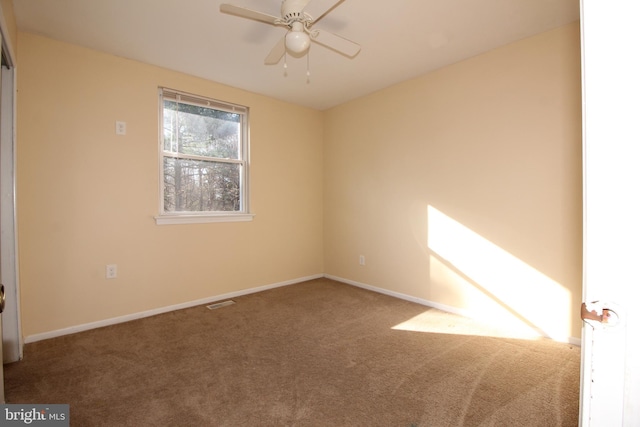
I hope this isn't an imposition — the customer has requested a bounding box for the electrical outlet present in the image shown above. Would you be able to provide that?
[359,255,366,266]
[106,264,117,279]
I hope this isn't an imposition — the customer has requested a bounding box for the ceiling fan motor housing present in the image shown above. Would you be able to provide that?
[281,0,309,22]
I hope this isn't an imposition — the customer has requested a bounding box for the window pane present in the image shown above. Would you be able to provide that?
[163,100,241,160]
[163,157,241,212]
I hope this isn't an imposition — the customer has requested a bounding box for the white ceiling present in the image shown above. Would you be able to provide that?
[13,0,580,110]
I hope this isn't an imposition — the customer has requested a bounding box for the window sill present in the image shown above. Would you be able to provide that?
[154,213,255,225]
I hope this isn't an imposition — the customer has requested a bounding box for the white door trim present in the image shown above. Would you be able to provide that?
[0,63,20,363]
[580,0,640,424]
[0,2,21,366]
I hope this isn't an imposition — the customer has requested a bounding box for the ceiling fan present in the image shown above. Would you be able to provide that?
[220,0,361,65]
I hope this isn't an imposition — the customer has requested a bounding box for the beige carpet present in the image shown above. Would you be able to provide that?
[4,278,580,426]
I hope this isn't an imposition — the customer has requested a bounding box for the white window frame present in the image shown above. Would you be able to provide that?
[155,88,253,225]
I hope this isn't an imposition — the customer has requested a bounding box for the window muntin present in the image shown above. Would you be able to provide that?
[158,88,250,220]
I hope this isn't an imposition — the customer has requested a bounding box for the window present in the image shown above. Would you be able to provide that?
[156,88,252,224]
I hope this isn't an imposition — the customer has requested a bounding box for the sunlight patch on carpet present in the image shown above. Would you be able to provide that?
[392,309,541,340]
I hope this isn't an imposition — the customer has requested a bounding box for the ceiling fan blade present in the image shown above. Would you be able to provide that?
[264,37,286,65]
[220,4,280,25]
[303,0,346,24]
[311,29,361,57]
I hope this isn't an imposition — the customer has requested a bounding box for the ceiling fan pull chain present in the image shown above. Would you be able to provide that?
[283,51,288,77]
[306,49,311,84]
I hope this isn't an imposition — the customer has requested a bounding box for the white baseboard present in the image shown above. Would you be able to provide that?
[24,273,581,347]
[324,274,470,316]
[325,274,582,347]
[24,274,324,344]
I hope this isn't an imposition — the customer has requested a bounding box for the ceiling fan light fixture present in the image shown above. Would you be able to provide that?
[220,0,361,65]
[285,29,311,54]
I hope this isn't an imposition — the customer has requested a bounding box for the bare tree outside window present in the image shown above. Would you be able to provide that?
[159,89,249,216]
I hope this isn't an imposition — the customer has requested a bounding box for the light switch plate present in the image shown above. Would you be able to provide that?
[115,121,126,135]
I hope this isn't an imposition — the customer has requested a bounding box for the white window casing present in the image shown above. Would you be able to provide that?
[155,88,253,225]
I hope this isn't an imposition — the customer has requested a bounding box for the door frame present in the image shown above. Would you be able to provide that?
[580,0,640,424]
[0,2,21,366]
[1,60,19,364]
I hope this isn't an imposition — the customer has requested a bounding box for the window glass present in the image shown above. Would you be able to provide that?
[159,88,249,219]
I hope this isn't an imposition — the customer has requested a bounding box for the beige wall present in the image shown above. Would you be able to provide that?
[16,32,324,338]
[324,23,583,340]
[16,22,583,342]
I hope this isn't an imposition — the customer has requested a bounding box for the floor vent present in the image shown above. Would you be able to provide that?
[206,300,236,310]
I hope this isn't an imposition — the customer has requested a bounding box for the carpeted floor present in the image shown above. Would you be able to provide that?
[4,278,581,426]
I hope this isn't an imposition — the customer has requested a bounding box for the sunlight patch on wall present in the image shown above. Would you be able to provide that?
[425,205,571,341]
